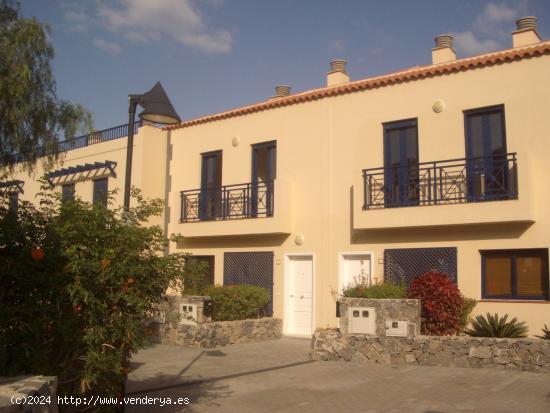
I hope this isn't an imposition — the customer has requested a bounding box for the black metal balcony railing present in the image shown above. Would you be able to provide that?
[57,121,141,152]
[180,181,274,222]
[363,153,518,209]
[13,122,141,162]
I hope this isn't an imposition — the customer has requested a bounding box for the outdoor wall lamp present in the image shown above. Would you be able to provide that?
[124,81,180,211]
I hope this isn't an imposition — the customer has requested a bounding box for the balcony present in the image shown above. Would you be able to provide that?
[178,179,293,237]
[354,153,534,230]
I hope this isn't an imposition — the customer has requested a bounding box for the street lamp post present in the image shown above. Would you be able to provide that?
[123,81,181,211]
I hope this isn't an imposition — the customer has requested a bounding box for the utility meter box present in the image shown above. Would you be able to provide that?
[348,307,376,335]
[179,303,199,325]
[385,320,408,337]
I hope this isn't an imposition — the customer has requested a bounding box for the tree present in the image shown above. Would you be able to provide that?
[0,188,185,410]
[0,0,92,174]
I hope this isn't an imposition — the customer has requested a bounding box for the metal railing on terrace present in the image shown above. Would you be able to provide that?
[362,153,518,209]
[180,181,274,222]
[57,121,141,152]
[13,122,141,162]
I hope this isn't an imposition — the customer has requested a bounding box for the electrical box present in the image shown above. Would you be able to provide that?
[180,303,198,325]
[385,320,408,337]
[348,307,376,335]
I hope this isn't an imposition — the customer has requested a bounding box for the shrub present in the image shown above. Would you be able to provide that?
[459,297,477,332]
[343,281,406,299]
[0,187,185,408]
[466,313,528,338]
[406,271,463,335]
[535,324,550,340]
[205,285,270,321]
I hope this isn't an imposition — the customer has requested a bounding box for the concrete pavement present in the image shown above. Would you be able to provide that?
[126,337,550,413]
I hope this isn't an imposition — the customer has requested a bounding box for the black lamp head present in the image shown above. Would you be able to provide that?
[135,81,181,125]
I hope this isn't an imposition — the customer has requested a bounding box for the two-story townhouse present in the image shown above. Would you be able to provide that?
[166,17,550,336]
[4,16,550,337]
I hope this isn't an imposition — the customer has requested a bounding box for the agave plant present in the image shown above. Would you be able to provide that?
[535,324,550,340]
[465,313,528,338]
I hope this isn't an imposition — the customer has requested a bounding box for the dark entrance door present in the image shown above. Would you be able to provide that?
[223,252,274,316]
[383,119,419,207]
[251,141,276,217]
[464,105,508,201]
[200,150,222,220]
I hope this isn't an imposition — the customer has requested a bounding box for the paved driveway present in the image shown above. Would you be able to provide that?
[127,338,550,413]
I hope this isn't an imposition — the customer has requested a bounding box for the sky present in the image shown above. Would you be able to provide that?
[21,0,550,131]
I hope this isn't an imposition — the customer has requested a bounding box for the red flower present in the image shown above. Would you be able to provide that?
[73,304,82,313]
[31,247,45,261]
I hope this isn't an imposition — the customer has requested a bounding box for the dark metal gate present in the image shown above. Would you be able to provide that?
[384,247,457,285]
[223,252,274,316]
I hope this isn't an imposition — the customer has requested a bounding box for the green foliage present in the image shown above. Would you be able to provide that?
[205,285,270,321]
[0,187,185,409]
[459,297,477,332]
[0,0,92,173]
[343,281,406,299]
[407,271,464,335]
[181,257,211,295]
[465,313,528,338]
[535,324,550,340]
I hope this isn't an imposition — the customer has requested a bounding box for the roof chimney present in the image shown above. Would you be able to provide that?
[513,16,541,48]
[327,59,350,87]
[273,85,291,98]
[432,34,456,64]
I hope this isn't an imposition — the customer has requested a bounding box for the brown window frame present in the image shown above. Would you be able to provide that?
[481,249,549,300]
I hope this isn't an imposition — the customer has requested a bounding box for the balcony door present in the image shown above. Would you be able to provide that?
[465,105,509,201]
[251,141,276,216]
[383,119,419,207]
[200,150,222,220]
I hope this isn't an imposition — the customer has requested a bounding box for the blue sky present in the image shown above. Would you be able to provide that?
[21,0,550,131]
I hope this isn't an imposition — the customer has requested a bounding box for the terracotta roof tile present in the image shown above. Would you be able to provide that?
[166,41,550,131]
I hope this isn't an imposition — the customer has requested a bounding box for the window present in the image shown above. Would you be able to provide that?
[464,105,512,200]
[224,252,274,316]
[93,178,108,205]
[200,150,222,220]
[61,183,75,202]
[185,256,215,285]
[384,247,457,285]
[8,192,18,214]
[383,119,419,207]
[252,141,276,217]
[482,249,549,300]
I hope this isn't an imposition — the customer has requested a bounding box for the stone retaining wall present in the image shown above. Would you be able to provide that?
[0,376,57,413]
[311,330,550,373]
[156,318,282,348]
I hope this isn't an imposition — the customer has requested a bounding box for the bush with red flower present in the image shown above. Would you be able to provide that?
[406,271,464,335]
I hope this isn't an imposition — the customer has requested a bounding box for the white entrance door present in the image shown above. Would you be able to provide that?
[339,253,373,293]
[286,255,313,335]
